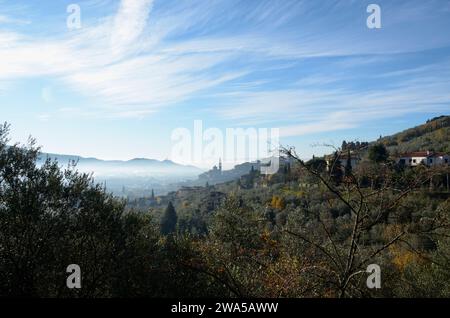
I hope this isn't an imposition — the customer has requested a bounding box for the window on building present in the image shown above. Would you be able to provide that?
[413,159,416,163]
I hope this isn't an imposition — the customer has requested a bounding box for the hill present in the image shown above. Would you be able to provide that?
[377,115,450,155]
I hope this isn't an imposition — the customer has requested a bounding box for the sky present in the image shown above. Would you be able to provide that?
[1,0,450,169]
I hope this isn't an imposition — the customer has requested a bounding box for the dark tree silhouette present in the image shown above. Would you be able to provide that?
[368,144,389,163]
[345,149,353,176]
[330,152,343,185]
[161,201,178,235]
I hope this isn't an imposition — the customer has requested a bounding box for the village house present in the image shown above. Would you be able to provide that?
[325,152,361,171]
[397,151,450,167]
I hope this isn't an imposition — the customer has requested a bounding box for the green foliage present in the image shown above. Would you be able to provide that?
[0,124,205,297]
[330,152,343,185]
[345,149,353,176]
[379,115,450,153]
[160,201,177,235]
[306,157,327,172]
[368,143,389,163]
[341,140,369,151]
[1,121,450,298]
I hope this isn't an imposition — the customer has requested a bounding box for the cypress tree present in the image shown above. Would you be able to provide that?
[161,202,177,235]
[331,152,343,185]
[345,149,353,176]
[368,144,389,163]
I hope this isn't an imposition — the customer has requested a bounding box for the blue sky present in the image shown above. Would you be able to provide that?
[1,0,450,169]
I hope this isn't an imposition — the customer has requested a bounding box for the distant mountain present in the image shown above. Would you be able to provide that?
[36,152,204,197]
[37,152,203,177]
[376,115,450,155]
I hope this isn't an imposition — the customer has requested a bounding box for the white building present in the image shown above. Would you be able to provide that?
[325,152,361,171]
[397,151,450,167]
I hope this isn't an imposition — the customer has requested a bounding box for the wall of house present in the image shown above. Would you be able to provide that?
[398,156,450,166]
[338,158,359,169]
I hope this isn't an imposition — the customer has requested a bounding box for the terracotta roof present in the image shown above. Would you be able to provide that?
[338,154,360,160]
[325,152,360,160]
[399,151,448,158]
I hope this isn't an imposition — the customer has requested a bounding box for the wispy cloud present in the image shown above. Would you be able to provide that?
[214,58,450,136]
[110,0,154,56]
[0,14,30,25]
[1,0,450,128]
[0,0,252,117]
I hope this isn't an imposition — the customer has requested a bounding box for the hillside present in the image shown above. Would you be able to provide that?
[377,115,450,155]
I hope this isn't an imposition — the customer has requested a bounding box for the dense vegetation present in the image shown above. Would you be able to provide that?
[378,115,450,155]
[1,122,450,298]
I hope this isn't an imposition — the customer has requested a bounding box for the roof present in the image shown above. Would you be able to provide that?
[338,154,361,160]
[399,151,448,158]
[325,152,361,160]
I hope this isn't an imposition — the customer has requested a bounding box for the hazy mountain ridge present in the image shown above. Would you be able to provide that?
[36,152,204,197]
[37,152,203,177]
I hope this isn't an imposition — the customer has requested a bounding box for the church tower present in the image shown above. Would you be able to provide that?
[219,158,222,173]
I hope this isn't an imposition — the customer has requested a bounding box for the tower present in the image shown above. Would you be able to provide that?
[219,158,222,173]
